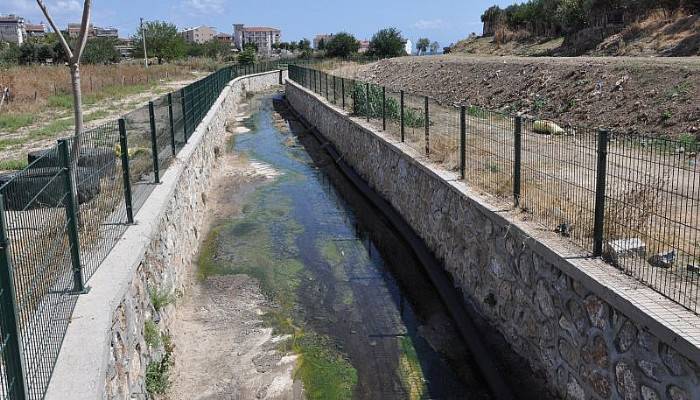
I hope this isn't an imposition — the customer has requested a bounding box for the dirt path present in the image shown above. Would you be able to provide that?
[167,101,302,400]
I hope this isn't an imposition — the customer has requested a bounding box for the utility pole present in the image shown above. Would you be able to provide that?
[140,17,148,69]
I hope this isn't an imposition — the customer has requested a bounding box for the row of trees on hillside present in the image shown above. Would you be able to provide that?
[481,0,700,36]
[0,36,120,65]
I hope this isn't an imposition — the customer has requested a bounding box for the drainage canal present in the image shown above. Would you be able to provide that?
[199,92,498,399]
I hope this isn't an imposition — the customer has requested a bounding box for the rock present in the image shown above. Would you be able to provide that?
[603,238,646,266]
[647,251,675,269]
[533,120,566,135]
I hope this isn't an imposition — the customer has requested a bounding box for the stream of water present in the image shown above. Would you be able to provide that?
[201,92,491,399]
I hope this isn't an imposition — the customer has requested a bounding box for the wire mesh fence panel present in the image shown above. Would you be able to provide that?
[152,95,175,172]
[170,91,186,152]
[463,106,514,202]
[519,122,599,250]
[383,89,402,141]
[604,133,700,312]
[426,98,461,172]
[401,91,428,156]
[122,106,157,214]
[0,145,79,400]
[72,122,129,280]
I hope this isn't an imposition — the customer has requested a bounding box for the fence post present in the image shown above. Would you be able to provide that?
[167,93,176,156]
[366,82,370,122]
[341,78,346,109]
[333,76,337,104]
[382,87,386,131]
[593,129,609,257]
[0,195,28,400]
[514,116,522,206]
[181,88,188,143]
[148,101,160,184]
[118,119,134,224]
[425,96,430,156]
[325,73,329,99]
[460,106,466,180]
[400,90,405,142]
[58,139,87,294]
[279,69,283,85]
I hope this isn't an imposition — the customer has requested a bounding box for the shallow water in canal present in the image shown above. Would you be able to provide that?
[200,92,491,399]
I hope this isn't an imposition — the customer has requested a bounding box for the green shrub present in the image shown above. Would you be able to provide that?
[149,288,173,312]
[144,319,161,348]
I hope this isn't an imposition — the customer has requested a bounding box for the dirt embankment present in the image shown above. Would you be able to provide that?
[352,56,700,138]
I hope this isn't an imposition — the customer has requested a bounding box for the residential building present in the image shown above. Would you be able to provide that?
[67,23,94,38]
[180,26,216,44]
[215,32,232,45]
[233,24,281,55]
[116,38,134,58]
[313,34,334,49]
[95,27,118,38]
[0,14,25,45]
[24,22,46,37]
[67,23,117,39]
[358,40,370,54]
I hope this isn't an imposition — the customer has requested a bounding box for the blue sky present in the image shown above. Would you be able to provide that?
[6,0,516,49]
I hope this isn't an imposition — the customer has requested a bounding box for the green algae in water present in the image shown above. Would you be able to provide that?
[399,336,428,400]
[294,332,358,400]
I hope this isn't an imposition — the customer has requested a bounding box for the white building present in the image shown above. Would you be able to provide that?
[233,24,281,55]
[404,39,413,55]
[180,26,216,44]
[0,15,25,45]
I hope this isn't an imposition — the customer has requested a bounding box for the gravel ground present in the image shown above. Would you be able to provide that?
[350,55,700,138]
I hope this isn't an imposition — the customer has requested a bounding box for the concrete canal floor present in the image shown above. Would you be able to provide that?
[167,90,492,399]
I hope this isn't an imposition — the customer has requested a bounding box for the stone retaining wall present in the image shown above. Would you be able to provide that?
[45,70,286,400]
[286,80,700,400]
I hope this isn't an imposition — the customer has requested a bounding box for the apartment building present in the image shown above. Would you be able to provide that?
[95,27,118,38]
[215,32,233,45]
[0,15,25,44]
[233,24,281,54]
[66,23,117,38]
[24,23,46,37]
[180,26,216,44]
[313,34,334,49]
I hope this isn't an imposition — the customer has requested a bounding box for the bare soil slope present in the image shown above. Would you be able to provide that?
[352,55,700,137]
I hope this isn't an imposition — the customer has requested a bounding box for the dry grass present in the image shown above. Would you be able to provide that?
[494,25,532,46]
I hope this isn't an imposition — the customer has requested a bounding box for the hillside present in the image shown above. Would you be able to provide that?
[452,12,700,57]
[346,55,700,139]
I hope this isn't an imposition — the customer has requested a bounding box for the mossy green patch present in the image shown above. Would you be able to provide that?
[398,336,428,400]
[294,332,358,400]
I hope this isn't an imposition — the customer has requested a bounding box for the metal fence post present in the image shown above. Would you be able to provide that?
[333,76,337,104]
[366,82,370,122]
[58,139,87,294]
[118,119,134,224]
[460,106,466,180]
[400,90,405,142]
[279,69,283,85]
[0,195,28,400]
[325,73,329,99]
[167,93,176,156]
[514,116,522,206]
[593,129,609,256]
[148,101,160,184]
[425,96,430,155]
[382,87,386,131]
[181,88,188,143]
[341,78,346,109]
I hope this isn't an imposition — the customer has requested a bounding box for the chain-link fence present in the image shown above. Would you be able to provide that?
[0,61,287,400]
[289,64,700,315]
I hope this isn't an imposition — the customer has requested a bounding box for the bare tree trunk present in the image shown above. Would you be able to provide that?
[69,63,84,136]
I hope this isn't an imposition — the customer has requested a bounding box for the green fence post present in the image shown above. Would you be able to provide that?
[118,119,134,224]
[325,73,329,99]
[341,78,346,109]
[333,76,337,104]
[425,96,430,156]
[0,195,28,400]
[460,106,466,179]
[366,83,370,122]
[148,101,160,184]
[58,139,87,294]
[593,129,609,257]
[167,93,176,156]
[181,88,188,143]
[382,87,386,131]
[400,90,405,142]
[513,116,522,206]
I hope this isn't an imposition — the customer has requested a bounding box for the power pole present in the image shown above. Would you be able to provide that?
[140,17,148,68]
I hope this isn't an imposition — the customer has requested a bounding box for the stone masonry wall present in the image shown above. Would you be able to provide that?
[104,71,285,399]
[286,81,700,400]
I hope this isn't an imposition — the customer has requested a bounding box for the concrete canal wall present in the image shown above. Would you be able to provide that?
[45,70,286,400]
[286,79,700,400]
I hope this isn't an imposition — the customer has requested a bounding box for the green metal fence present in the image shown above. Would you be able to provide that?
[0,61,288,400]
[288,64,700,317]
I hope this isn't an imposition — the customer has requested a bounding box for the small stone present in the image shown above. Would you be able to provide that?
[559,338,580,368]
[566,376,586,400]
[584,295,609,330]
[615,320,638,353]
[641,385,660,400]
[535,280,556,318]
[647,251,675,269]
[668,385,690,400]
[660,344,686,376]
[615,361,639,400]
[638,360,662,382]
[603,238,646,266]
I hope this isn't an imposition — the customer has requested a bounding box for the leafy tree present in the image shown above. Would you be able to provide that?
[416,38,430,55]
[368,28,406,58]
[325,32,360,58]
[82,38,119,64]
[202,40,230,59]
[238,47,256,65]
[0,42,21,65]
[243,43,258,53]
[430,41,440,54]
[186,42,204,57]
[298,38,311,51]
[19,43,37,64]
[317,38,326,50]
[132,21,187,63]
[36,43,55,62]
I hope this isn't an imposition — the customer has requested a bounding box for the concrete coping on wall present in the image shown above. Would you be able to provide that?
[285,79,700,367]
[44,70,281,400]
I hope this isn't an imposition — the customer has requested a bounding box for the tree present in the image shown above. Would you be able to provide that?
[430,41,440,54]
[36,43,55,62]
[19,42,37,64]
[82,37,119,64]
[238,47,256,65]
[203,40,230,59]
[368,28,406,58]
[317,38,326,50]
[325,32,360,58]
[132,21,187,63]
[416,38,430,55]
[0,42,21,65]
[298,38,311,51]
